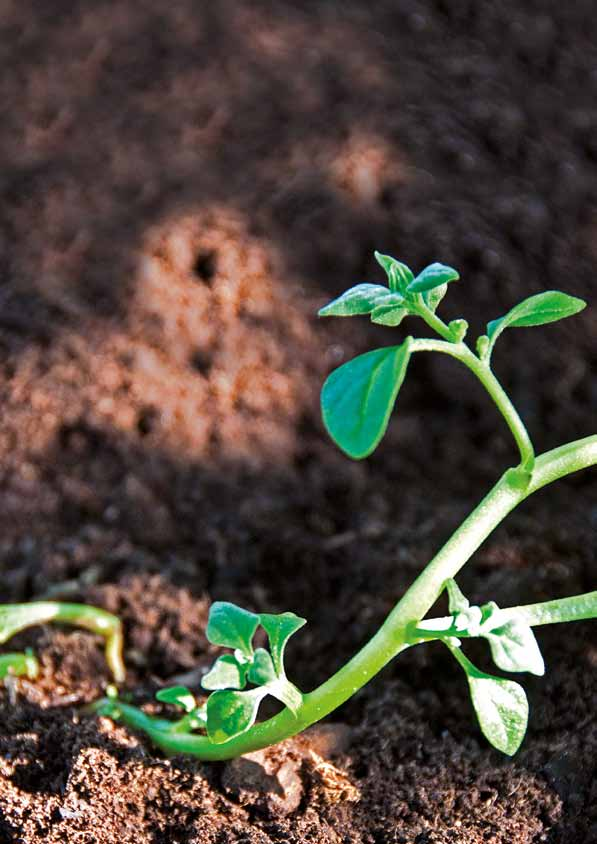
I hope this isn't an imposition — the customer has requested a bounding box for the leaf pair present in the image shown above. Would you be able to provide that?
[202,602,305,744]
[443,580,545,755]
[318,253,459,327]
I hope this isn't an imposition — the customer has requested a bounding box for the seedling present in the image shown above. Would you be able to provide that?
[94,253,597,758]
[0,602,125,682]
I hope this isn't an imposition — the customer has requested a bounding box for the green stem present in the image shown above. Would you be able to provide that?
[415,302,454,341]
[0,602,125,682]
[95,434,597,760]
[409,589,597,642]
[409,339,535,470]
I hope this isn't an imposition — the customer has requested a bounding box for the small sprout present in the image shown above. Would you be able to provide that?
[0,652,39,680]
[94,250,597,761]
[156,686,197,713]
[0,602,125,682]
[448,318,468,342]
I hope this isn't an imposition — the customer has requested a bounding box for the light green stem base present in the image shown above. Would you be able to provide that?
[95,434,597,759]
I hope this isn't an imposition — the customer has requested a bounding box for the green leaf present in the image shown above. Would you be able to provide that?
[446,580,470,614]
[370,304,408,327]
[202,654,249,690]
[0,652,39,680]
[258,612,306,677]
[424,283,448,313]
[480,605,545,676]
[247,648,277,686]
[321,341,412,459]
[206,602,259,658]
[374,252,414,293]
[487,291,586,352]
[156,686,197,713]
[206,688,266,744]
[318,284,390,318]
[407,263,459,294]
[467,670,528,756]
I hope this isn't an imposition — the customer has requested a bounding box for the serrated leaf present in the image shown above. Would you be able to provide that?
[247,648,277,686]
[487,291,586,352]
[318,284,390,318]
[156,685,196,713]
[374,252,414,293]
[259,612,306,677]
[424,283,448,313]
[206,602,259,658]
[202,654,249,690]
[206,688,266,744]
[481,609,545,676]
[407,263,460,293]
[467,671,528,756]
[321,341,411,459]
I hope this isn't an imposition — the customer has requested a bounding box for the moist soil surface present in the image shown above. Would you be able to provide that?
[1,2,597,842]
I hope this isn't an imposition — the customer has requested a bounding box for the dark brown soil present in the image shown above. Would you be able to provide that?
[1,1,596,841]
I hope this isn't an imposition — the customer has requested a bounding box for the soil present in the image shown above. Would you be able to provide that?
[0,1,596,841]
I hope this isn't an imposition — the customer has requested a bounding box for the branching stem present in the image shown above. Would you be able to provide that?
[94,434,597,760]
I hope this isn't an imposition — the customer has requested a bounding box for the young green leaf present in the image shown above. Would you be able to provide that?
[423,283,448,313]
[370,303,408,327]
[202,654,249,690]
[487,291,586,353]
[452,647,528,755]
[0,652,39,680]
[321,341,412,459]
[480,606,545,676]
[446,579,470,614]
[206,688,266,744]
[374,252,414,293]
[407,263,459,294]
[318,284,390,318]
[247,648,277,686]
[467,672,528,756]
[206,602,259,659]
[258,611,306,677]
[156,686,197,713]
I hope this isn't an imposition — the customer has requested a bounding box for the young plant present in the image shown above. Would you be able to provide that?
[0,602,125,682]
[93,253,597,758]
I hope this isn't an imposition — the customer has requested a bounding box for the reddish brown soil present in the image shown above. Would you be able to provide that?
[1,1,596,841]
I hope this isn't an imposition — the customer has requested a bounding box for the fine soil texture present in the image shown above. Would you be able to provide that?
[1,2,596,842]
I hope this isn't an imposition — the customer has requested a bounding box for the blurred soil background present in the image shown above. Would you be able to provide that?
[0,1,596,842]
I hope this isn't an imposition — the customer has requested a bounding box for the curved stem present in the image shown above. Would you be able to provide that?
[96,434,597,760]
[415,302,454,341]
[409,339,535,469]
